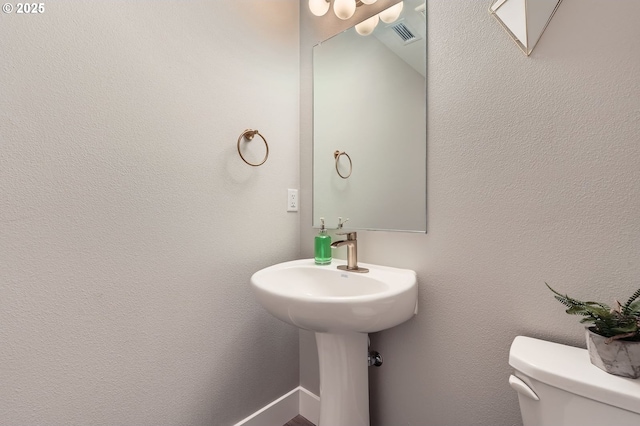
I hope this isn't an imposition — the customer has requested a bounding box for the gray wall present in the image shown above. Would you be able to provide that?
[301,0,640,425]
[0,1,300,425]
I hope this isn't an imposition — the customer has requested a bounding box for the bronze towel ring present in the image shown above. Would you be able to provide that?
[237,129,269,167]
[334,150,352,179]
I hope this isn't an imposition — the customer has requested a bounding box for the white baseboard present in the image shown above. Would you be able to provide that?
[233,386,320,426]
[298,387,320,424]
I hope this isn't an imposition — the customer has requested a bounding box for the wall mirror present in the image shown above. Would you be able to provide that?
[312,0,427,232]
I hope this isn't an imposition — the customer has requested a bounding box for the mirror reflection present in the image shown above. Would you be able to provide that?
[313,0,427,232]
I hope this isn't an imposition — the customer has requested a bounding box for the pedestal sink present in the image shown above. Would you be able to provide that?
[250,259,418,426]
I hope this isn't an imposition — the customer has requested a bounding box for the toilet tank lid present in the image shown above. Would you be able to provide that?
[509,336,640,415]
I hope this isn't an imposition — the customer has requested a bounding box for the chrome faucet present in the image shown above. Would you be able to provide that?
[330,231,369,273]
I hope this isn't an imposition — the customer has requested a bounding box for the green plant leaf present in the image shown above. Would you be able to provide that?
[583,305,611,318]
[584,301,611,311]
[623,288,640,314]
[610,323,638,334]
[627,300,640,315]
[545,283,640,340]
[566,306,590,316]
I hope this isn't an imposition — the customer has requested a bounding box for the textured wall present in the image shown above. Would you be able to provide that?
[0,1,300,425]
[301,0,640,425]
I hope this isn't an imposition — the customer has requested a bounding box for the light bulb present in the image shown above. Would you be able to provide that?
[379,1,403,23]
[309,0,330,17]
[355,14,379,36]
[333,0,356,20]
[360,0,378,4]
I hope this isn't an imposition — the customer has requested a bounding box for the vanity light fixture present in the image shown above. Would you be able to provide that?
[355,14,380,35]
[310,0,405,36]
[309,0,331,16]
[334,0,357,19]
[379,1,403,23]
[354,1,404,36]
[309,0,379,20]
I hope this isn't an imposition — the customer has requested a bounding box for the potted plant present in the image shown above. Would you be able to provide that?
[546,284,640,379]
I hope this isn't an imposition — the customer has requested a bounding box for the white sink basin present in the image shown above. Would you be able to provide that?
[251,258,418,425]
[250,258,418,333]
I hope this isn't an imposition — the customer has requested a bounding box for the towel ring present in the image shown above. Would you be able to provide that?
[237,129,269,167]
[334,150,352,179]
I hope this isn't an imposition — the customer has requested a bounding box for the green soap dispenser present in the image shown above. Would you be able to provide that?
[315,217,332,265]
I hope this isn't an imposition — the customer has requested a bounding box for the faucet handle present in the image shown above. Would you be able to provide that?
[336,231,357,240]
[337,217,349,230]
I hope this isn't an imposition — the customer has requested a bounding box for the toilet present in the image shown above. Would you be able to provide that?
[509,336,640,426]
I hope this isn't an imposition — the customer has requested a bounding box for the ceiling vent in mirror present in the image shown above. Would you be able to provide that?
[390,21,420,44]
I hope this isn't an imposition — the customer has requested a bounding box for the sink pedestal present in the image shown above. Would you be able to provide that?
[315,331,370,426]
[251,259,418,425]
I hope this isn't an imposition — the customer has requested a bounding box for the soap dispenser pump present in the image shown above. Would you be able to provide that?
[314,217,331,265]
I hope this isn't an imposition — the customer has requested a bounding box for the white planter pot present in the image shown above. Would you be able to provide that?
[586,328,640,379]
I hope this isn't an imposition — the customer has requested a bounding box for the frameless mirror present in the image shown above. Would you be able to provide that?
[313,0,427,232]
[490,0,563,56]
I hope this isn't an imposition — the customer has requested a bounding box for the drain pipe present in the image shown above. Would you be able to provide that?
[367,337,383,367]
[368,350,383,367]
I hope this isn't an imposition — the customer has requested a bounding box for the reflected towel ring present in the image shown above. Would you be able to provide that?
[334,150,352,179]
[237,129,269,167]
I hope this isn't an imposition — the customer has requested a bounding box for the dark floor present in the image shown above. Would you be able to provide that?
[283,414,315,426]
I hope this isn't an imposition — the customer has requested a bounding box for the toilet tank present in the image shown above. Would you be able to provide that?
[509,336,640,426]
